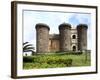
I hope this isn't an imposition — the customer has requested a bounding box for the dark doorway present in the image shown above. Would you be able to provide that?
[73,46,76,51]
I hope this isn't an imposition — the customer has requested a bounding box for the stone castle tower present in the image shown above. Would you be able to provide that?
[35,23,50,53]
[59,23,71,51]
[77,24,88,51]
[35,23,88,53]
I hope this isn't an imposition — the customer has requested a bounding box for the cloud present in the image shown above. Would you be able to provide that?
[68,14,79,27]
[68,13,91,27]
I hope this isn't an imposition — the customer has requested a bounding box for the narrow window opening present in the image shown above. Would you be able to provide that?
[72,35,76,39]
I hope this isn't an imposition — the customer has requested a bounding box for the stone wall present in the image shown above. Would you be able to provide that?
[35,23,50,53]
[49,34,60,52]
[35,23,88,53]
[59,23,71,51]
[71,29,78,51]
[77,24,88,51]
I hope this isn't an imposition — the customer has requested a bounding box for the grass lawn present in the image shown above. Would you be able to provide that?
[23,52,91,69]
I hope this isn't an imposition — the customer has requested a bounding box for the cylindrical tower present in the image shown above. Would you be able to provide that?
[59,23,71,52]
[77,24,88,51]
[35,23,50,53]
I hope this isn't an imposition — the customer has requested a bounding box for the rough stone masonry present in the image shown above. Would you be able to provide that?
[35,23,88,53]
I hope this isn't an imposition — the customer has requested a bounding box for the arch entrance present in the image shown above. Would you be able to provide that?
[73,46,76,51]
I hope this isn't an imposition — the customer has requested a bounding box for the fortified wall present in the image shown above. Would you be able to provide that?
[35,23,88,53]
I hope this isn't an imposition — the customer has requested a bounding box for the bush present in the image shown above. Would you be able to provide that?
[23,56,34,62]
[23,54,73,67]
[23,52,91,69]
[64,59,72,66]
[64,51,83,55]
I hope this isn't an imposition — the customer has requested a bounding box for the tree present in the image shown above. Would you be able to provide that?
[23,42,35,55]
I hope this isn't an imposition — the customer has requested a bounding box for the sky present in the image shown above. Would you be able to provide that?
[23,10,91,51]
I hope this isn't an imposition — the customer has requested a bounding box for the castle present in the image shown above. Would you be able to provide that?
[35,23,88,53]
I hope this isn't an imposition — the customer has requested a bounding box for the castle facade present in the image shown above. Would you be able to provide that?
[35,23,88,53]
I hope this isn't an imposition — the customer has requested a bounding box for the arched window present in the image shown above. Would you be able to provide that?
[72,35,76,39]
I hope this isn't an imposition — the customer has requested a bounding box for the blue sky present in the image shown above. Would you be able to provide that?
[23,10,91,51]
